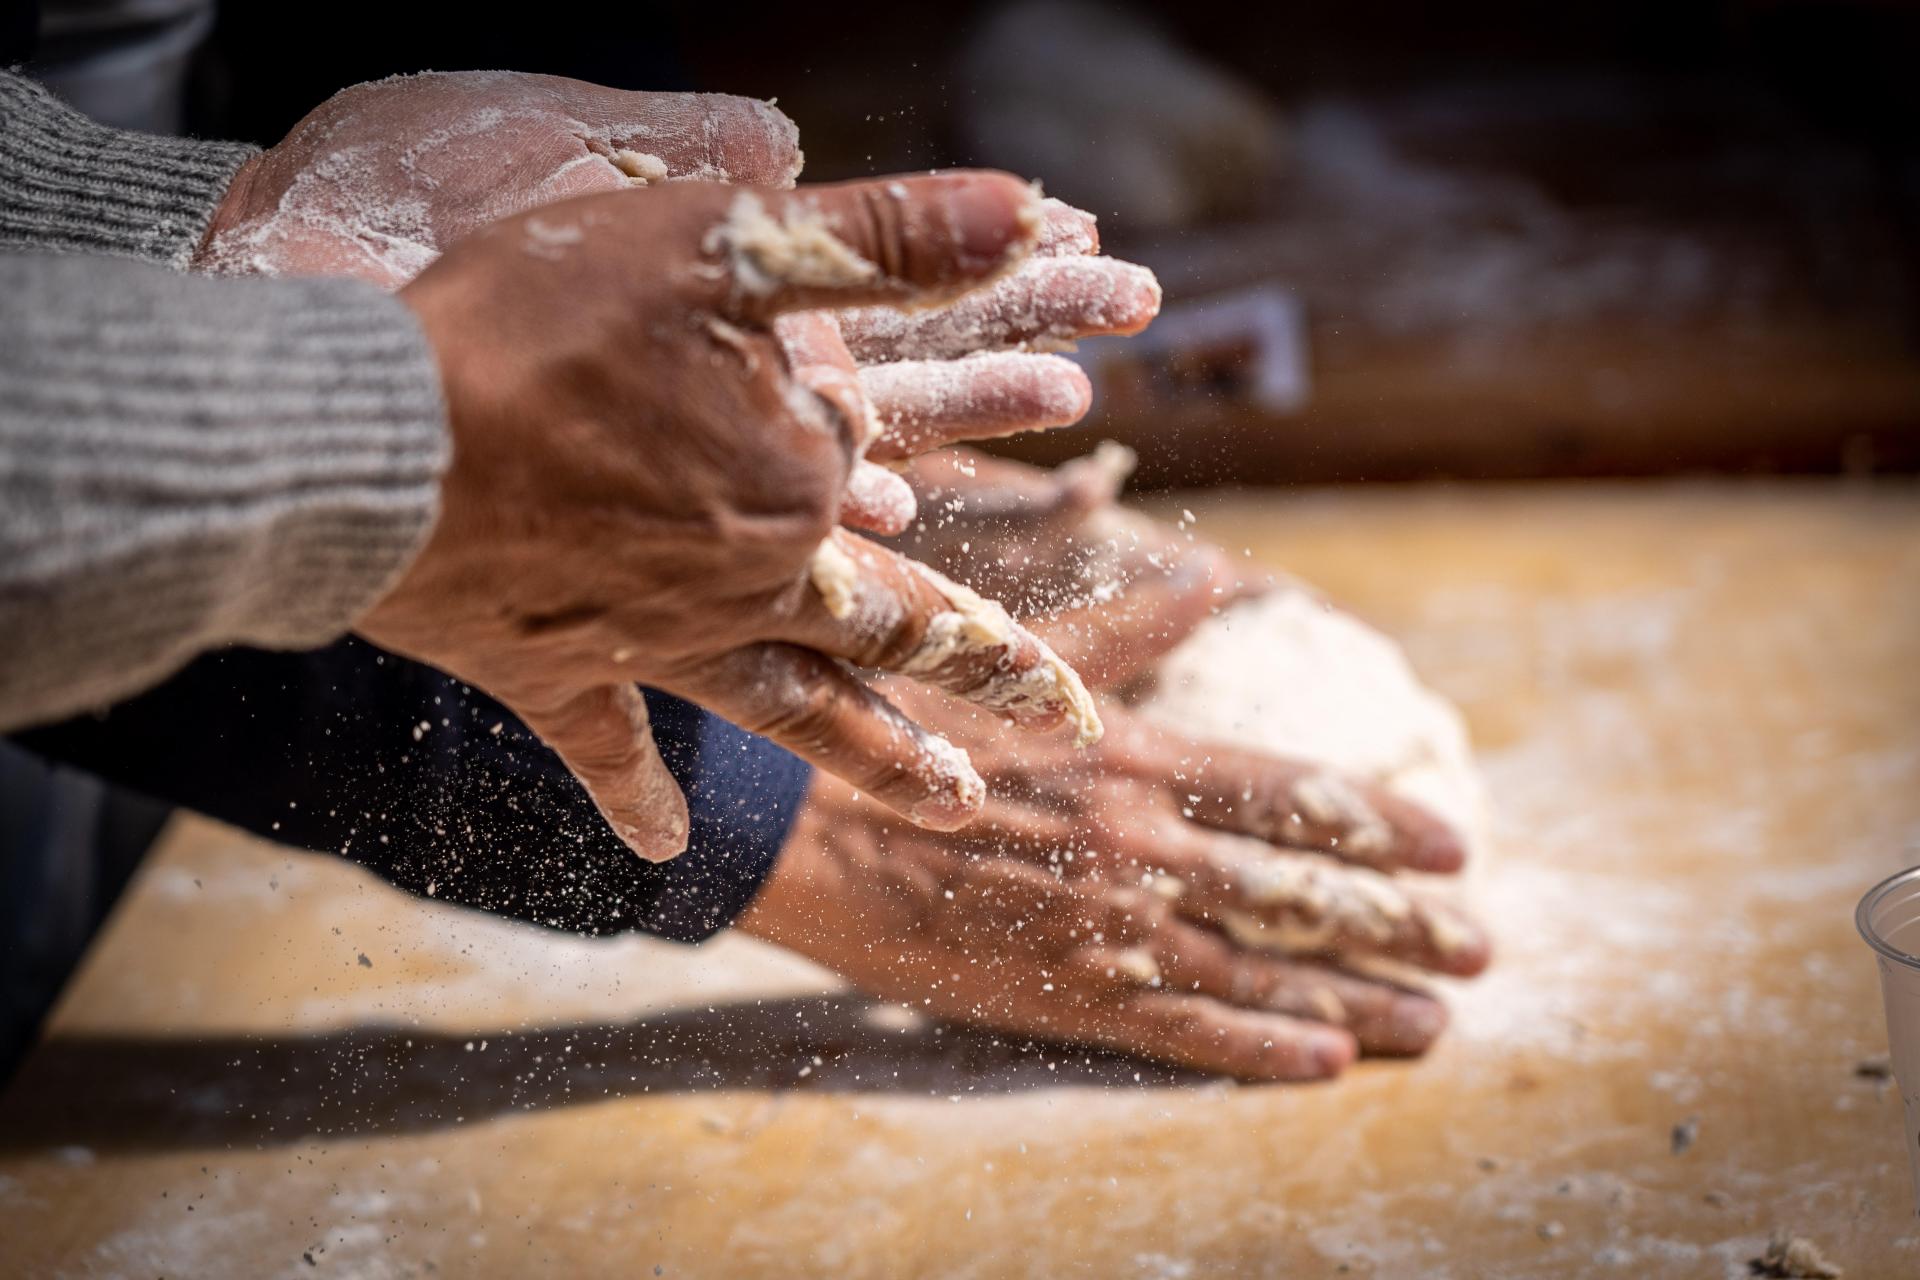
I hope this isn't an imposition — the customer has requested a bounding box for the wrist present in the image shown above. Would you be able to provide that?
[192,149,266,271]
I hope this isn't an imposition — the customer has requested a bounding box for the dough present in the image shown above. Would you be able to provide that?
[1132,587,1490,860]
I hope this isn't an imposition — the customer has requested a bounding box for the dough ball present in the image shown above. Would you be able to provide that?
[1132,587,1490,859]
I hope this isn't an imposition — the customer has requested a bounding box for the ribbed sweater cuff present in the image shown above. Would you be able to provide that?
[0,68,257,268]
[0,252,448,731]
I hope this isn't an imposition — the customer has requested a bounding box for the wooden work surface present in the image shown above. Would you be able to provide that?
[2,482,1917,1278]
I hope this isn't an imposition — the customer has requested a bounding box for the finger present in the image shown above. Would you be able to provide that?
[1138,740,1468,874]
[1162,836,1491,977]
[1066,943,1169,1000]
[566,84,804,188]
[794,528,1102,745]
[838,255,1162,363]
[1034,197,1100,257]
[1030,529,1246,690]
[1058,989,1357,1082]
[774,310,860,381]
[785,330,918,531]
[702,172,1043,320]
[862,354,1092,461]
[777,308,877,444]
[667,643,985,830]
[840,459,917,535]
[901,446,1118,529]
[508,684,690,861]
[1150,921,1451,1057]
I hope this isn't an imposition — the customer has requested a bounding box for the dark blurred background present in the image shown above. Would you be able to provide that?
[23,0,1920,486]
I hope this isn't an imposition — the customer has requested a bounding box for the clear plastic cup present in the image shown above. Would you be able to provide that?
[1859,866,1920,1216]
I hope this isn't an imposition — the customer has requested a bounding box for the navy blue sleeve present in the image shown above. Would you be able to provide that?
[11,638,811,942]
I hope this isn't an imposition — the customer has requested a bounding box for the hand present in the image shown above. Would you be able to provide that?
[196,70,802,285]
[196,71,1168,636]
[743,690,1489,1082]
[785,198,1161,538]
[891,447,1261,688]
[360,173,1103,861]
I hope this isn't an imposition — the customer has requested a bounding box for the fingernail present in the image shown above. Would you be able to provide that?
[1118,261,1164,319]
[1417,825,1468,872]
[945,176,1041,270]
[1393,997,1449,1051]
[1312,1030,1357,1077]
[906,739,986,830]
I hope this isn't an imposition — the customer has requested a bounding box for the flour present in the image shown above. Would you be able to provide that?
[1134,588,1490,858]
[1033,197,1099,258]
[808,535,866,622]
[903,563,1102,747]
[839,255,1162,364]
[807,542,1103,748]
[1210,846,1479,964]
[1110,947,1161,985]
[1752,1232,1844,1278]
[610,149,669,184]
[1288,771,1394,862]
[704,192,880,300]
[845,460,917,531]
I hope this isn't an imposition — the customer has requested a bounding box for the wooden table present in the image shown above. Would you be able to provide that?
[3,482,1916,1278]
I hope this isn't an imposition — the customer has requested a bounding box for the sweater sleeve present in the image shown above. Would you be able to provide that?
[0,251,449,732]
[0,67,256,267]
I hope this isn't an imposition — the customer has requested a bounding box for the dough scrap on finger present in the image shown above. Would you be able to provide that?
[806,537,1104,747]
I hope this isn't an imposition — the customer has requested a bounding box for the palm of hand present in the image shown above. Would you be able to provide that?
[750,684,1489,1082]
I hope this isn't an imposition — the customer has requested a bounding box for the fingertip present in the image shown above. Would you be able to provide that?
[604,790,691,862]
[841,461,917,536]
[1040,356,1095,423]
[907,786,986,831]
[701,93,804,187]
[1435,927,1494,978]
[611,817,689,862]
[1239,1021,1356,1083]
[1411,824,1468,874]
[1111,261,1164,333]
[937,171,1046,278]
[904,735,987,830]
[1367,994,1448,1057]
[1303,1026,1359,1079]
[1374,793,1468,873]
[1035,197,1100,257]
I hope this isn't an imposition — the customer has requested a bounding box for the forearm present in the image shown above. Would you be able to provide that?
[12,640,811,942]
[0,68,253,266]
[0,251,447,731]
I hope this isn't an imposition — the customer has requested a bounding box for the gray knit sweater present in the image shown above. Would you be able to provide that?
[0,71,449,732]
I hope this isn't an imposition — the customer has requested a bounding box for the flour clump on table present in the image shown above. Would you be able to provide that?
[1133,587,1490,858]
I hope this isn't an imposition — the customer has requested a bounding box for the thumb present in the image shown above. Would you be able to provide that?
[570,85,804,188]
[510,684,691,861]
[706,171,1043,320]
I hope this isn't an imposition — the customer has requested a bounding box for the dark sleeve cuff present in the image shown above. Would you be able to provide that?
[628,693,812,940]
[12,639,810,942]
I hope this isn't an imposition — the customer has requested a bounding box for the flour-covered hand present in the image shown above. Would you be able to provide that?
[196,70,802,285]
[361,173,1100,861]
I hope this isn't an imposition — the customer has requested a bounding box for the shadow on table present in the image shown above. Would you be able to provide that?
[0,994,1207,1153]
